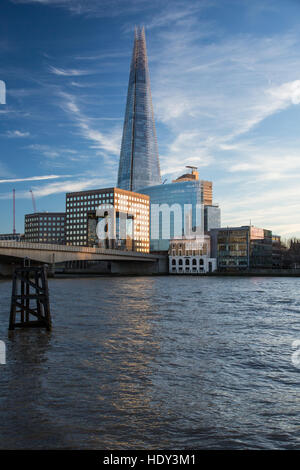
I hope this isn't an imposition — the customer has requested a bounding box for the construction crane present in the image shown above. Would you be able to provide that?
[12,188,16,235]
[29,189,37,213]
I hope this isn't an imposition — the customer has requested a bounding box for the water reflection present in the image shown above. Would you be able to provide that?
[0,276,299,449]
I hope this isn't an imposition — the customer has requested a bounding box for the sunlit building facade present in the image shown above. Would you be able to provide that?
[66,187,150,253]
[168,236,217,274]
[117,26,161,192]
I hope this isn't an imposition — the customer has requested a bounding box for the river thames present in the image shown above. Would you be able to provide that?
[0,276,299,449]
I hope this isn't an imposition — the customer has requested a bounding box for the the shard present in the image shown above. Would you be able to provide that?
[117,26,161,192]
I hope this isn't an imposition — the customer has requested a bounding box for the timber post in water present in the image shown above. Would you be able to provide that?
[9,265,52,331]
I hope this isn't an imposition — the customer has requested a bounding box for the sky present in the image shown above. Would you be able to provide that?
[1,0,300,238]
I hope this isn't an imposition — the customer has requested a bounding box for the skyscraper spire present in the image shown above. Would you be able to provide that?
[117,26,161,191]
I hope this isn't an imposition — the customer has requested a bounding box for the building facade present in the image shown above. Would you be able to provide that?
[117,26,161,192]
[272,235,285,268]
[168,236,217,274]
[66,187,150,253]
[140,169,221,252]
[210,226,273,270]
[24,213,66,244]
[0,233,24,241]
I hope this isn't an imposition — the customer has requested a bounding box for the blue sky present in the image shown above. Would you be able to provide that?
[1,0,300,238]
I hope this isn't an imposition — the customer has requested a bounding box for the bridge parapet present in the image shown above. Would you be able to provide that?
[0,241,162,264]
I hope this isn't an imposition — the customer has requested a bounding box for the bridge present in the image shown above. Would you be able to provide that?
[0,241,168,275]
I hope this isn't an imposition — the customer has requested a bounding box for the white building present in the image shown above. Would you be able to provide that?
[169,236,217,274]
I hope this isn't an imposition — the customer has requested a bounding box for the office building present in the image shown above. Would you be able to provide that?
[172,168,212,205]
[140,168,221,252]
[24,213,66,244]
[169,236,217,274]
[210,226,273,270]
[66,187,150,253]
[204,205,221,233]
[0,233,24,241]
[117,26,161,191]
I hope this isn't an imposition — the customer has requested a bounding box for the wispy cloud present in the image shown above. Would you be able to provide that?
[49,65,90,76]
[5,130,30,138]
[0,174,73,184]
[0,176,109,199]
[58,91,122,156]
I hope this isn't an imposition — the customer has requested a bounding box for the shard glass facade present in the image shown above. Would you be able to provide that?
[117,26,161,192]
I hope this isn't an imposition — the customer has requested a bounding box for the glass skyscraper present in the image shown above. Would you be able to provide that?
[117,26,161,192]
[140,179,221,252]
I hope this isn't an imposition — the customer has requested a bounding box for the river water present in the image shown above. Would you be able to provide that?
[0,276,299,449]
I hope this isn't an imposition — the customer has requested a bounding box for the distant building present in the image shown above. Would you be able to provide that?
[168,236,217,274]
[210,226,273,270]
[140,168,221,252]
[0,233,24,242]
[24,213,66,244]
[272,235,285,268]
[66,187,150,253]
[117,26,161,192]
[204,204,221,233]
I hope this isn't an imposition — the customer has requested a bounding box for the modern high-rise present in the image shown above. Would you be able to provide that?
[117,26,161,192]
[140,168,221,252]
[66,188,150,253]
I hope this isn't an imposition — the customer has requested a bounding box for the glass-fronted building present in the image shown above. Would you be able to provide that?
[140,176,221,252]
[210,226,273,270]
[204,205,221,233]
[117,26,161,192]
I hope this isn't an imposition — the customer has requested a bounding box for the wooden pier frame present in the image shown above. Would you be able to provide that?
[9,266,52,331]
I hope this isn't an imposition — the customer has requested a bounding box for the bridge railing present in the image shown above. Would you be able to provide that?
[0,241,160,259]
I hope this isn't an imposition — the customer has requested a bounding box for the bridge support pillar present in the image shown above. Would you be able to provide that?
[9,266,52,331]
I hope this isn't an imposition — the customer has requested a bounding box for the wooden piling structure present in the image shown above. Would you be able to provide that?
[9,265,52,331]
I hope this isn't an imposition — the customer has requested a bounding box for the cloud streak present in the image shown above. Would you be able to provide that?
[49,66,90,76]
[0,174,73,184]
[5,130,30,138]
[58,91,122,156]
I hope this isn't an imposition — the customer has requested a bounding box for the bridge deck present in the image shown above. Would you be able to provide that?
[0,241,162,263]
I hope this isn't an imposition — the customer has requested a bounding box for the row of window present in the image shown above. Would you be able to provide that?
[171,258,206,266]
[26,216,65,222]
[67,193,113,201]
[27,222,64,227]
[67,200,113,207]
